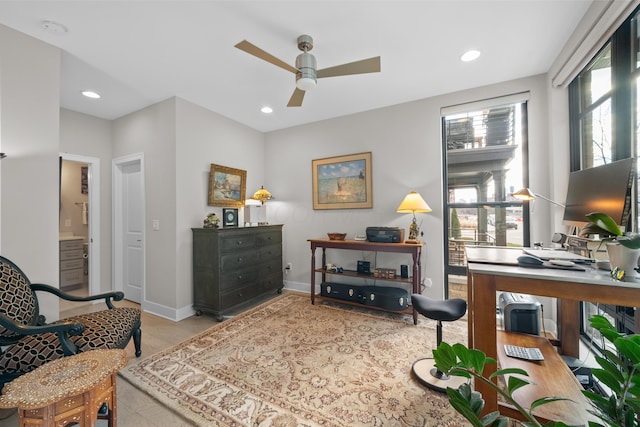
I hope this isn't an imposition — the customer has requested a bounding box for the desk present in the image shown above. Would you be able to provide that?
[309,239,422,324]
[466,246,640,424]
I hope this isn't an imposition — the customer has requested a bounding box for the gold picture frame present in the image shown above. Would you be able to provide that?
[208,164,247,207]
[312,152,373,210]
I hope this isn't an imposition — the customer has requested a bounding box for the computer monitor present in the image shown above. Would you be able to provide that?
[562,158,634,228]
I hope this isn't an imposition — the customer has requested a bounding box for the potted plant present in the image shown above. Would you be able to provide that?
[432,315,640,426]
[585,212,640,278]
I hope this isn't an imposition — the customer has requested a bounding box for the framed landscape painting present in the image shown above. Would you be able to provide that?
[312,152,373,210]
[208,164,246,207]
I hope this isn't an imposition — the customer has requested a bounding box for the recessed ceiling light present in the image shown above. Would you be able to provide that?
[261,106,273,114]
[81,90,101,99]
[461,50,481,62]
[41,20,68,35]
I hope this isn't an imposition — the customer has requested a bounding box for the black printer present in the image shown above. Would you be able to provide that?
[366,227,404,243]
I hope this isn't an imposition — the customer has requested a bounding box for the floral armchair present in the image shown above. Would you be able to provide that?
[0,256,141,387]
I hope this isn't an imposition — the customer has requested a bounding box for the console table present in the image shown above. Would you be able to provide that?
[308,239,423,324]
[466,246,640,424]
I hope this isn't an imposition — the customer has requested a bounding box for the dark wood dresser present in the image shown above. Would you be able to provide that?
[191,225,283,320]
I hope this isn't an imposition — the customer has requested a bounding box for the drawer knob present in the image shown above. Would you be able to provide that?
[236,240,243,245]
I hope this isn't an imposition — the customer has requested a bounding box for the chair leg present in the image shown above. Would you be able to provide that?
[412,320,467,392]
[133,327,142,357]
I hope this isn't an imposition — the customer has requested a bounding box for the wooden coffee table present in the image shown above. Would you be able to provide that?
[0,349,128,427]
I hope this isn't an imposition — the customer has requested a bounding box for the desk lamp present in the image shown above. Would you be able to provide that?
[246,186,273,225]
[397,191,432,243]
[512,187,565,208]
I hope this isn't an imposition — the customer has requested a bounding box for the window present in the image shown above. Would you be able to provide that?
[569,6,640,339]
[442,97,530,298]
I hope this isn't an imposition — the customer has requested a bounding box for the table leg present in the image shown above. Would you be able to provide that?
[412,249,421,325]
[468,272,499,415]
[310,245,316,304]
[558,299,580,358]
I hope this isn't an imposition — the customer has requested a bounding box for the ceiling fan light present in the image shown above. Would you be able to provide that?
[295,52,317,91]
[296,76,316,91]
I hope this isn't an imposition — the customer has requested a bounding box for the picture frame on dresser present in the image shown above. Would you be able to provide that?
[312,152,373,210]
[208,164,246,207]
[222,208,238,227]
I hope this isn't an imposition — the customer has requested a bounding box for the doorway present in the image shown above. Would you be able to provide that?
[59,153,101,305]
[112,154,145,304]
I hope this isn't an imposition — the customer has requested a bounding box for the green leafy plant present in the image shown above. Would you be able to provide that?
[433,342,571,427]
[433,315,640,427]
[585,212,640,250]
[584,315,640,427]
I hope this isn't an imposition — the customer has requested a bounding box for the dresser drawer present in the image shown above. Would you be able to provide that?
[220,235,257,252]
[256,231,282,247]
[220,284,263,308]
[60,258,84,271]
[60,249,83,261]
[60,239,83,251]
[259,271,284,292]
[259,243,282,262]
[60,268,84,286]
[219,269,258,290]
[220,251,259,272]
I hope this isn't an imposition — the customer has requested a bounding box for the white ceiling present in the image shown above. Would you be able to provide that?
[0,1,592,133]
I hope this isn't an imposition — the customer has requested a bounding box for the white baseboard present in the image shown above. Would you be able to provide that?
[141,299,196,321]
[283,280,311,294]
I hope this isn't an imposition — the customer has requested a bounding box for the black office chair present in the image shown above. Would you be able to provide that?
[411,293,467,392]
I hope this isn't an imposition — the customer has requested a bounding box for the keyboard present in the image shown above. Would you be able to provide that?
[504,344,544,361]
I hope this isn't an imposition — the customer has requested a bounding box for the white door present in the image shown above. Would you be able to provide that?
[113,155,145,304]
[123,162,143,302]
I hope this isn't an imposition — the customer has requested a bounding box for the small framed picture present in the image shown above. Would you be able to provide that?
[222,208,239,227]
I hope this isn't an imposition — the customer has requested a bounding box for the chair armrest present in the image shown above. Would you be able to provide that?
[31,283,125,309]
[0,312,83,355]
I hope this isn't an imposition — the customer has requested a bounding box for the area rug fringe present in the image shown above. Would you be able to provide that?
[120,293,468,426]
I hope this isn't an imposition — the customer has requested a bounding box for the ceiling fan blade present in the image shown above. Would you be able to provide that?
[287,88,305,107]
[234,40,298,74]
[317,56,381,79]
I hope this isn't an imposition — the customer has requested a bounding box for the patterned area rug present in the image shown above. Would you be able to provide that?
[121,293,469,426]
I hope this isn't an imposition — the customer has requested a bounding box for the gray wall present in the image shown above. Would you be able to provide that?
[0,24,61,321]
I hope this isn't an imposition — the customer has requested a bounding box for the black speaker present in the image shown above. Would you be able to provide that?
[357,260,371,274]
[400,264,408,278]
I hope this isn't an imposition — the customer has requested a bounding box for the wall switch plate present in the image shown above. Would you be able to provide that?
[152,219,160,231]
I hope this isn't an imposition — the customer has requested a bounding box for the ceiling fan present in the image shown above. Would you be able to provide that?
[234,35,381,107]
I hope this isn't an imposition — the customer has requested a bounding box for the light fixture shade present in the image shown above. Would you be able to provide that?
[251,186,272,204]
[296,77,317,91]
[397,191,432,213]
[512,188,535,201]
[295,52,317,91]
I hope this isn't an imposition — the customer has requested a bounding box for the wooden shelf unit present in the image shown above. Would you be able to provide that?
[308,239,423,324]
[312,268,414,284]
